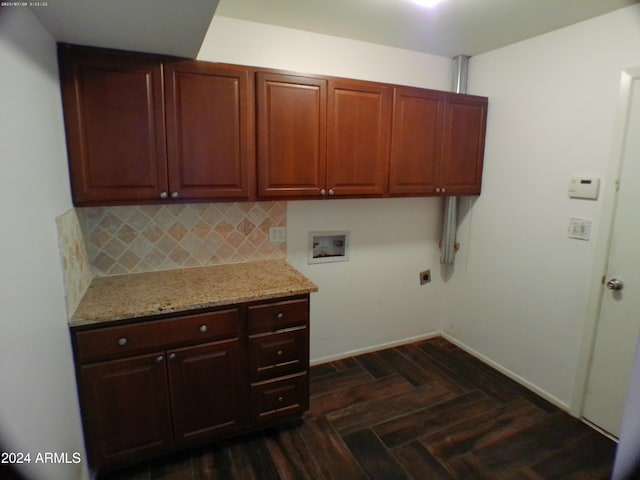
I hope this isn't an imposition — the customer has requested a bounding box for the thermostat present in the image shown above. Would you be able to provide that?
[568,176,600,200]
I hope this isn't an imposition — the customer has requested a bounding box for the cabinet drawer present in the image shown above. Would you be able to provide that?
[75,309,240,363]
[248,298,308,334]
[251,372,308,424]
[249,328,308,381]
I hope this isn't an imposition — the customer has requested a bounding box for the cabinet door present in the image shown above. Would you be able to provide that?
[440,94,488,195]
[165,61,255,200]
[79,353,172,469]
[58,46,168,205]
[327,79,392,196]
[257,72,327,198]
[167,339,247,445]
[389,87,444,195]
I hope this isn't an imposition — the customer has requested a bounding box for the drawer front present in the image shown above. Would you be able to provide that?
[251,372,309,425]
[248,297,308,334]
[75,309,240,363]
[249,328,308,381]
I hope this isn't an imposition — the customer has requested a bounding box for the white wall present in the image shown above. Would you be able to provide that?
[198,17,451,360]
[444,5,640,407]
[0,8,87,480]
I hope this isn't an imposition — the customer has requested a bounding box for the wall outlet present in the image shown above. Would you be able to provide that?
[419,269,431,285]
[269,226,286,244]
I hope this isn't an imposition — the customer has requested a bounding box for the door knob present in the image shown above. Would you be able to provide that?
[606,278,624,291]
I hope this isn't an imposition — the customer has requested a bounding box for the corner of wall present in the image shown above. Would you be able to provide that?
[56,208,93,318]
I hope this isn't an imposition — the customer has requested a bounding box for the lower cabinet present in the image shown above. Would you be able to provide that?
[72,295,310,472]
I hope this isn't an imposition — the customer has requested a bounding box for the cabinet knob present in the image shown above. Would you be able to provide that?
[118,337,128,346]
[277,396,284,403]
[328,189,335,196]
[277,350,283,356]
[160,192,168,199]
[199,324,208,333]
[435,188,441,193]
[171,192,179,199]
[442,188,446,193]
[156,355,164,363]
[320,189,326,196]
[169,353,176,361]
[276,312,284,320]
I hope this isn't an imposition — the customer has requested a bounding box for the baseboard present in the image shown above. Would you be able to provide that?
[310,331,570,412]
[310,332,441,366]
[441,332,571,412]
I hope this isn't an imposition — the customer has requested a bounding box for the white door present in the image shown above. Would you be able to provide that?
[582,70,640,437]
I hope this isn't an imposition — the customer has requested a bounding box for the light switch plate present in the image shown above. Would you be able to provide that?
[269,226,286,244]
[568,217,591,241]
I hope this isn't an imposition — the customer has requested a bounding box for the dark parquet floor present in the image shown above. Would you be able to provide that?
[100,337,617,480]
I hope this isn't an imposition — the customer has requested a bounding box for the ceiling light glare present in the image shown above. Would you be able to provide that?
[410,0,446,7]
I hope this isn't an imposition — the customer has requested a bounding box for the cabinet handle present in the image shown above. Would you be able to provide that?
[156,355,164,363]
[328,189,335,196]
[276,312,284,320]
[199,324,208,333]
[171,192,179,199]
[169,353,176,361]
[160,192,168,199]
[118,337,128,346]
[320,189,326,196]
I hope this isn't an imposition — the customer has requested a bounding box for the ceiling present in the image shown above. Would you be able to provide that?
[30,0,219,58]
[31,0,638,59]
[216,0,639,57]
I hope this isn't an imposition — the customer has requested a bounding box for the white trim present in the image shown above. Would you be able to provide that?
[310,332,440,366]
[441,333,570,412]
[571,66,640,417]
[310,330,570,411]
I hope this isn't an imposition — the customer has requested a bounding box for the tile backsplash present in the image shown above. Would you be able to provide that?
[56,208,93,315]
[79,202,287,277]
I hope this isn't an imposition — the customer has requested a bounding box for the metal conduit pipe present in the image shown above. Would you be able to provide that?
[440,54,469,265]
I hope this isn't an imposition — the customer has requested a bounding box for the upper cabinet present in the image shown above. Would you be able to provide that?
[389,87,487,196]
[389,87,444,195]
[59,45,254,206]
[59,45,488,205]
[440,94,487,195]
[59,46,168,205]
[256,72,327,198]
[327,79,392,197]
[257,72,486,201]
[164,61,255,201]
[257,74,392,199]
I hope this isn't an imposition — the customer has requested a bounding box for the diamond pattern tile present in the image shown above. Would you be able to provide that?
[80,202,287,276]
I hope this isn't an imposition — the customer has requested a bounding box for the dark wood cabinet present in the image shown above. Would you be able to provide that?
[257,73,393,199]
[58,46,168,205]
[59,45,255,205]
[60,45,488,204]
[389,87,487,196]
[327,79,392,197]
[79,352,173,467]
[440,93,487,195]
[256,72,327,198]
[72,295,310,472]
[168,339,247,445]
[247,297,309,425]
[389,87,444,195]
[164,61,255,201]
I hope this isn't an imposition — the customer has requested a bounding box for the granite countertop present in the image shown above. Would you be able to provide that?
[70,259,318,327]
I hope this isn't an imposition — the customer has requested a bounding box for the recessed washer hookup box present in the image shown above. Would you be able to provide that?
[308,231,349,264]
